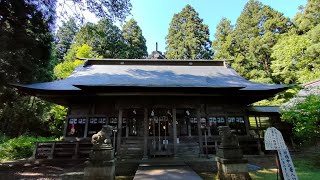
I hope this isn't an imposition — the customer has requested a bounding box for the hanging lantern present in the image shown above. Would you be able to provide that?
[186,110,190,116]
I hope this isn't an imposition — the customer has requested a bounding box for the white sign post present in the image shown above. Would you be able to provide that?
[264,127,298,180]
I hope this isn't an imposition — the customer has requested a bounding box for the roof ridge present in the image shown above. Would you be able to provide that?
[77,57,233,67]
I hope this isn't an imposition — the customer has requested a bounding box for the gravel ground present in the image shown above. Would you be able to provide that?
[0,155,277,180]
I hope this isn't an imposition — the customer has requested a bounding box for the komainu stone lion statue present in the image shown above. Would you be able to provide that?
[219,126,239,148]
[91,125,113,146]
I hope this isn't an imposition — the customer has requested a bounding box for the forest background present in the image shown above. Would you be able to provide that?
[0,0,319,160]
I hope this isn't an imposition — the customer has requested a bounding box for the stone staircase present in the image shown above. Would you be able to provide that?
[117,138,144,159]
[176,143,200,158]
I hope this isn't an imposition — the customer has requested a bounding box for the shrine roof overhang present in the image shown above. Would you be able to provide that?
[247,106,280,114]
[12,59,289,103]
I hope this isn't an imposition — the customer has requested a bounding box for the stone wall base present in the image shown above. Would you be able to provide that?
[84,165,115,180]
[216,158,251,180]
[217,172,251,180]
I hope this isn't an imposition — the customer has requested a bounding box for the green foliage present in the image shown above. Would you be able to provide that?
[0,93,55,137]
[271,0,320,85]
[295,0,320,34]
[74,19,126,58]
[280,95,320,143]
[0,0,57,138]
[216,0,292,82]
[0,134,9,144]
[122,18,148,58]
[54,18,80,63]
[166,5,212,59]
[54,60,83,80]
[44,105,67,136]
[0,0,54,86]
[54,44,98,79]
[254,88,300,106]
[0,135,54,161]
[212,18,233,59]
[271,33,312,84]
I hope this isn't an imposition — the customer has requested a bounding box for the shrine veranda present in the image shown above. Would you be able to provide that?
[14,59,292,158]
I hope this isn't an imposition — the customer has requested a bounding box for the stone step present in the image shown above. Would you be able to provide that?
[120,148,143,151]
[120,143,144,147]
[124,140,144,143]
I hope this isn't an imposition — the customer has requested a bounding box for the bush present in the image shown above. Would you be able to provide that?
[280,95,320,144]
[0,134,9,144]
[0,135,54,161]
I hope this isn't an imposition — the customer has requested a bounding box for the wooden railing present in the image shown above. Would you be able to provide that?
[34,141,92,159]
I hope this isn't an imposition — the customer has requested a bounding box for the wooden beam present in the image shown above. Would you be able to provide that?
[63,106,72,138]
[172,108,177,157]
[197,108,203,155]
[143,108,148,159]
[84,104,92,138]
[116,108,123,154]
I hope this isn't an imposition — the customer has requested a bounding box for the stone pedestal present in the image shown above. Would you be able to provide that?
[84,125,115,180]
[216,157,250,180]
[216,126,251,180]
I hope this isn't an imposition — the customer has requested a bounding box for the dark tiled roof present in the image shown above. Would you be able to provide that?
[14,59,286,91]
[247,106,280,113]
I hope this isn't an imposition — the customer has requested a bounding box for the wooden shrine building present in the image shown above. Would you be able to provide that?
[14,59,288,159]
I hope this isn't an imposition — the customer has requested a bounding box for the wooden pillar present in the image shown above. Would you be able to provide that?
[197,108,203,155]
[255,115,264,155]
[207,127,211,136]
[188,117,192,137]
[143,108,148,159]
[63,106,72,138]
[126,125,129,138]
[214,140,218,152]
[172,108,177,157]
[255,115,260,138]
[84,104,93,138]
[116,108,123,154]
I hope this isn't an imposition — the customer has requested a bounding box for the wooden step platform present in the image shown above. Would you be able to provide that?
[34,141,92,159]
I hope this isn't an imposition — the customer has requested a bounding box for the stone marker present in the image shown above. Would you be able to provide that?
[84,125,115,180]
[264,127,298,180]
[216,126,251,180]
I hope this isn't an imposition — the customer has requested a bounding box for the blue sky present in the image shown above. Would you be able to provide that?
[125,0,306,54]
[57,0,307,54]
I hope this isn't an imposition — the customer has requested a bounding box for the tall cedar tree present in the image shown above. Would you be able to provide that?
[212,18,233,59]
[165,5,212,59]
[74,19,126,58]
[122,19,148,59]
[0,0,56,136]
[295,0,320,34]
[225,0,292,83]
[271,0,320,84]
[55,18,80,63]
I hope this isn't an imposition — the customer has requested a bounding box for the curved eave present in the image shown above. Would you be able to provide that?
[12,83,288,96]
[11,84,81,96]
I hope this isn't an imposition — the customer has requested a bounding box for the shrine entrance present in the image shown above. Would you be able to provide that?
[149,109,172,156]
[125,109,144,137]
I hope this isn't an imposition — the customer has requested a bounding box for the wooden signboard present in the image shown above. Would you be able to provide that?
[264,127,298,180]
[264,127,287,150]
[278,148,298,180]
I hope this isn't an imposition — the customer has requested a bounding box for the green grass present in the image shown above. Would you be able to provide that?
[250,169,278,179]
[250,155,320,180]
[294,156,320,180]
[196,154,320,180]
[198,172,218,180]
